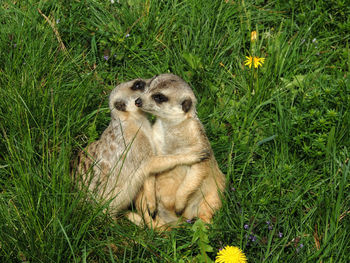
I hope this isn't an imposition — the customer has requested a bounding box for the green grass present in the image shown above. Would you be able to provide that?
[0,0,349,262]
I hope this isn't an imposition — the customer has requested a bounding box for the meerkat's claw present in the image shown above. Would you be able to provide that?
[146,201,156,217]
[199,149,210,161]
[175,208,184,217]
[175,198,186,216]
[150,208,157,219]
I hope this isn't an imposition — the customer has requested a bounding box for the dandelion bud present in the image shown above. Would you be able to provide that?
[251,31,257,42]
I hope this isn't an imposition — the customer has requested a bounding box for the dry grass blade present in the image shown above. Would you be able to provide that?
[339,210,350,221]
[37,8,67,52]
[313,224,321,250]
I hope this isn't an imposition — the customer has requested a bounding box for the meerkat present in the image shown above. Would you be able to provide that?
[75,77,208,216]
[128,73,226,228]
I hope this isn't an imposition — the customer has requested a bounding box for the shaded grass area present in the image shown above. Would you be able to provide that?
[0,0,349,262]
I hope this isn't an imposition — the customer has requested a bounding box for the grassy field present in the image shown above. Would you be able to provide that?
[0,0,349,262]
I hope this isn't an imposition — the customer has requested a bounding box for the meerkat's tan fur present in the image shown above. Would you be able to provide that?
[76,78,207,215]
[128,74,226,228]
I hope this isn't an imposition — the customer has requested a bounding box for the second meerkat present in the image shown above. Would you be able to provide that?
[131,74,226,227]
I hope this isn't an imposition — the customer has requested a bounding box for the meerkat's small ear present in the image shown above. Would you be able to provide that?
[181,98,192,113]
[114,100,126,111]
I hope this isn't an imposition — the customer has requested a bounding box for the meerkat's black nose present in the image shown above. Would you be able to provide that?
[135,98,142,107]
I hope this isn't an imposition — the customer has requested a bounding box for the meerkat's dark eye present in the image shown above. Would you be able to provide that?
[114,100,126,111]
[152,93,168,103]
[131,80,146,91]
[181,98,192,113]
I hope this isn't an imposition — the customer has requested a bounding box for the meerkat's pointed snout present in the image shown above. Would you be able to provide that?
[135,97,142,107]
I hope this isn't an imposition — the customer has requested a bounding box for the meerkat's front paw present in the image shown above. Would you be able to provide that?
[198,149,210,161]
[186,149,210,165]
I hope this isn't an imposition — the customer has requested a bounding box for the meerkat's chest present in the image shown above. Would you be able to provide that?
[152,124,166,154]
[152,120,190,154]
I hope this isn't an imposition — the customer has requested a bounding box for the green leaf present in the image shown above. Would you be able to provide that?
[281,74,306,89]
[182,52,203,70]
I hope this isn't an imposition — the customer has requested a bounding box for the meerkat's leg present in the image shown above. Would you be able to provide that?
[126,190,162,229]
[197,192,222,223]
[126,212,145,227]
[174,163,208,215]
[125,210,170,230]
[127,190,155,227]
[142,175,156,217]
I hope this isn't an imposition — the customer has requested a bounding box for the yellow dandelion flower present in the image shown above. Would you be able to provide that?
[251,31,257,42]
[253,56,265,68]
[215,246,247,263]
[244,56,265,69]
[244,56,253,69]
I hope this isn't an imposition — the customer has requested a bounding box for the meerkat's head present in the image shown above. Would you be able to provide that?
[109,78,150,121]
[135,74,197,121]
